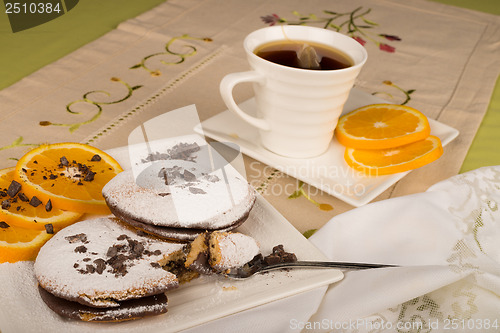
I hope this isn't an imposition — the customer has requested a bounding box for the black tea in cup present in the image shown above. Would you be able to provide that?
[254,40,353,70]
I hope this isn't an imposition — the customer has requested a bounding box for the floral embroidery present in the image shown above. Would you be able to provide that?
[39,78,142,133]
[393,295,443,332]
[302,229,317,239]
[288,180,333,211]
[447,240,480,274]
[0,137,39,161]
[37,34,211,134]
[130,34,213,76]
[372,80,415,105]
[450,278,479,320]
[84,46,226,145]
[261,7,401,52]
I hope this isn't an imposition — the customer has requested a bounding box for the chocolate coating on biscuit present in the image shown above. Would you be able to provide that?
[109,202,252,242]
[38,285,168,322]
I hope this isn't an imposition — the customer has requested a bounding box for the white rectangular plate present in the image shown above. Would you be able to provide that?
[0,147,343,333]
[196,88,459,207]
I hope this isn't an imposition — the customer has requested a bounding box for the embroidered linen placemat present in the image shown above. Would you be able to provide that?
[0,0,499,233]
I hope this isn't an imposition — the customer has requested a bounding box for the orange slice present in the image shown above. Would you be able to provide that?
[0,222,53,263]
[0,167,82,231]
[335,104,431,149]
[344,136,443,176]
[15,143,123,215]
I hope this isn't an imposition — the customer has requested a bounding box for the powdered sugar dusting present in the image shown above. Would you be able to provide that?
[102,160,256,229]
[214,233,260,270]
[34,217,183,307]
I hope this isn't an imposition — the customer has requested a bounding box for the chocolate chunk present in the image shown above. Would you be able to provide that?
[106,245,119,258]
[170,167,182,179]
[150,262,161,268]
[108,253,127,266]
[183,170,196,182]
[189,187,206,194]
[169,142,201,161]
[117,234,128,241]
[141,152,169,164]
[282,252,297,263]
[263,254,281,265]
[86,264,96,274]
[272,244,285,254]
[142,142,201,163]
[74,245,87,253]
[0,221,10,228]
[263,244,297,265]
[18,193,29,202]
[0,191,6,197]
[6,180,22,197]
[158,193,170,197]
[45,199,52,212]
[65,233,87,244]
[128,239,145,257]
[93,258,106,274]
[112,263,127,277]
[153,249,161,256]
[90,154,101,162]
[44,224,54,234]
[77,163,89,173]
[49,174,58,180]
[158,168,169,185]
[105,252,130,277]
[59,156,69,167]
[204,174,220,183]
[29,196,42,207]
[1,200,11,210]
[83,171,96,182]
[73,263,79,268]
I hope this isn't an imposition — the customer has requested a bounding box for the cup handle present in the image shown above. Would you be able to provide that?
[220,71,271,131]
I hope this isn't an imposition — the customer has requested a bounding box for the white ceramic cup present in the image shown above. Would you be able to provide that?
[220,25,367,158]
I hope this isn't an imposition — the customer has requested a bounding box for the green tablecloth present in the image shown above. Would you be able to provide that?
[0,0,499,172]
[428,1,500,173]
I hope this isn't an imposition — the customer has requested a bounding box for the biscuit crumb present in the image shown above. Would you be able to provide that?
[222,286,238,291]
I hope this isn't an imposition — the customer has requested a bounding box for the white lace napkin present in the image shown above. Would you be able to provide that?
[307,166,500,332]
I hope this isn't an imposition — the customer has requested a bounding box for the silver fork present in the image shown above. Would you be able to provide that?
[224,261,398,279]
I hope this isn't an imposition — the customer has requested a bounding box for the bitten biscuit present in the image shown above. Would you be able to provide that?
[184,231,260,274]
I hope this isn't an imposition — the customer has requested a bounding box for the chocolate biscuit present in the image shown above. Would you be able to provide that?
[38,285,168,322]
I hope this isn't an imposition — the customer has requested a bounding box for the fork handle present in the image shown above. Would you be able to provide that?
[261,260,398,271]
